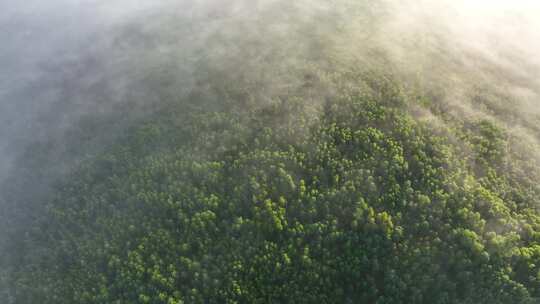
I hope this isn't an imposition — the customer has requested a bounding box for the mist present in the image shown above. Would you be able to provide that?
[1,0,540,302]
[2,0,539,179]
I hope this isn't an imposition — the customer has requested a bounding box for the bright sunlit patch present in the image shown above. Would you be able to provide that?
[455,0,540,13]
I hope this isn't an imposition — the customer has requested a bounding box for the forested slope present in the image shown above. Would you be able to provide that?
[2,1,540,303]
[7,72,540,303]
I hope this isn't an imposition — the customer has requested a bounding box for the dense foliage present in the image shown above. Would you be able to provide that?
[6,74,540,303]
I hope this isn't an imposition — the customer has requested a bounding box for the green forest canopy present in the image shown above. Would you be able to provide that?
[5,72,540,303]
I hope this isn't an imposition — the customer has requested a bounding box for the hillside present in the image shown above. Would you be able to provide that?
[2,1,540,303]
[5,72,540,303]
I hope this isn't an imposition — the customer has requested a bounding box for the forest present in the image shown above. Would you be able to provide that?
[1,0,540,303]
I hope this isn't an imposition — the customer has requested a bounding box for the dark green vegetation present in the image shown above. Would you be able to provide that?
[5,72,540,303]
